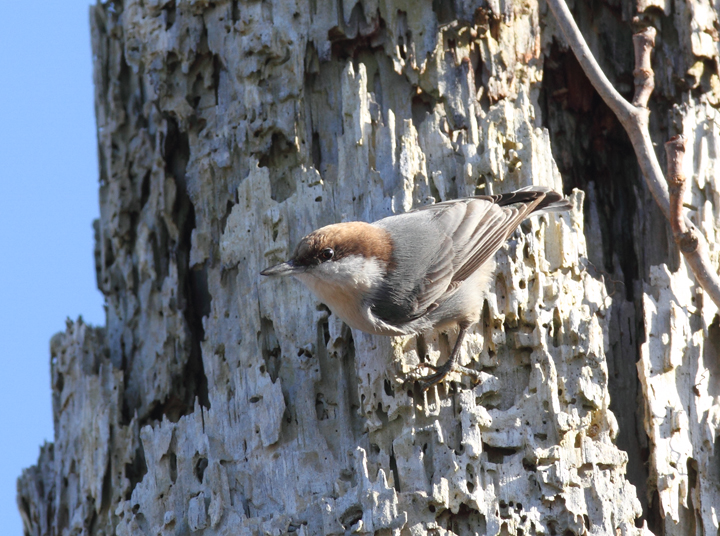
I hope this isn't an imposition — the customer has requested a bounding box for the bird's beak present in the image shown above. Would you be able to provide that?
[260,260,303,277]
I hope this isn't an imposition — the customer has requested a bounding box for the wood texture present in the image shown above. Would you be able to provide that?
[16,1,720,535]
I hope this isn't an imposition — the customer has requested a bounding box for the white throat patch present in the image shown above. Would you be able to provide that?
[293,255,387,332]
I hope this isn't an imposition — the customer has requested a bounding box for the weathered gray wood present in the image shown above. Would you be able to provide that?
[17,1,720,535]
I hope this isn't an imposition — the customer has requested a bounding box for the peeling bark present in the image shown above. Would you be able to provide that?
[17,1,720,535]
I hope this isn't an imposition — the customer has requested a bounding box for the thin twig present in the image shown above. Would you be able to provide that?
[632,27,656,108]
[546,0,720,308]
[665,137,705,254]
[665,136,690,244]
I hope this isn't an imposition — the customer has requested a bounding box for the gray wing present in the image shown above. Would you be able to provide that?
[370,194,546,325]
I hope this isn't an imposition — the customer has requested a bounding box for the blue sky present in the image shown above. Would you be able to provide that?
[0,1,105,532]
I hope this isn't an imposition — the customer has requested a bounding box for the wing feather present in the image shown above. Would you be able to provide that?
[371,189,557,326]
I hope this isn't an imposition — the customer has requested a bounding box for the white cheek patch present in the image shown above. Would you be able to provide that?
[312,255,386,291]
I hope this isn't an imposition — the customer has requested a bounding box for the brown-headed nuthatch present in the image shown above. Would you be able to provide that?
[261,186,571,389]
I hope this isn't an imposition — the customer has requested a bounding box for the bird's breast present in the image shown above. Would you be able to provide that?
[293,255,397,335]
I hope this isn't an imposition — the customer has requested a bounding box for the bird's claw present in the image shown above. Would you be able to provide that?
[417,371,446,391]
[414,363,483,391]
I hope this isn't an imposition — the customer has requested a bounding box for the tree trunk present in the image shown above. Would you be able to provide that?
[17,0,720,535]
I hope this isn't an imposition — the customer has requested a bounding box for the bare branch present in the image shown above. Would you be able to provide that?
[632,26,656,108]
[545,0,669,217]
[544,0,635,123]
[546,0,720,308]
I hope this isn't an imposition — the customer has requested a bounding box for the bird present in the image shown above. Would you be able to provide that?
[261,186,571,390]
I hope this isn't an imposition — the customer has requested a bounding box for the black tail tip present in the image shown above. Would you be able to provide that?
[490,186,572,213]
[537,190,572,213]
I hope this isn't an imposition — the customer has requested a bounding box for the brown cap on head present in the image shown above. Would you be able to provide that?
[293,222,394,268]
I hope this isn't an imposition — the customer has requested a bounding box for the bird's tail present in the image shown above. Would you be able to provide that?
[489,185,572,215]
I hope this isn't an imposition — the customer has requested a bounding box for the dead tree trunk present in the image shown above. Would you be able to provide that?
[17,1,720,535]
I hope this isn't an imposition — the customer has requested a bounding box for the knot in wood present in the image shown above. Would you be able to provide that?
[678,231,699,253]
[667,174,686,188]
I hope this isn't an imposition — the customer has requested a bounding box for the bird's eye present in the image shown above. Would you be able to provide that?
[320,248,334,261]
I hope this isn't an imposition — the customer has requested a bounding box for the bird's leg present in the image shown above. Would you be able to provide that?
[418,323,480,390]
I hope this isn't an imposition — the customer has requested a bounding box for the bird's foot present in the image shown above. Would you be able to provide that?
[415,363,483,391]
[416,364,446,391]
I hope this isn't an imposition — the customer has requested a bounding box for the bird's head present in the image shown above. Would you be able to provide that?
[260,222,393,287]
